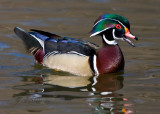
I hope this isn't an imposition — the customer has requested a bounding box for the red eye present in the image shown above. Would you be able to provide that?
[116,24,121,29]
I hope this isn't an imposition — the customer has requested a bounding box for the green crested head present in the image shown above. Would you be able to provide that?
[94,14,130,29]
[90,14,138,47]
[90,14,130,37]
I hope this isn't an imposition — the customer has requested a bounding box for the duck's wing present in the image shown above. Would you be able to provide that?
[44,36,97,57]
[29,29,99,56]
[14,27,98,60]
[30,29,99,49]
[62,37,99,50]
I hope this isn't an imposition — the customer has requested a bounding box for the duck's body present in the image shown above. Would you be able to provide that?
[14,14,137,76]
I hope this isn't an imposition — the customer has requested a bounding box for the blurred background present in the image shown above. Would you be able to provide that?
[0,0,160,113]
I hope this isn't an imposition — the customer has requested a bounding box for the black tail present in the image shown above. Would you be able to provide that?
[14,27,42,54]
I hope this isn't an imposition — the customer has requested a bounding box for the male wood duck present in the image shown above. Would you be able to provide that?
[14,14,138,76]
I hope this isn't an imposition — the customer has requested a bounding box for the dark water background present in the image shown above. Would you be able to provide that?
[0,0,160,113]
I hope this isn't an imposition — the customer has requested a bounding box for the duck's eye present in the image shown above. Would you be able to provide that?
[116,24,121,29]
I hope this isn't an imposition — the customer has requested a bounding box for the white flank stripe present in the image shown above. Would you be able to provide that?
[93,55,99,76]
[44,51,59,59]
[67,51,86,57]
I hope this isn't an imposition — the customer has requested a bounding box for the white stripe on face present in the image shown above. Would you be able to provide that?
[102,34,117,45]
[112,29,124,40]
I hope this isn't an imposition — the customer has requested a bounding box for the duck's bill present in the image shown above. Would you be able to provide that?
[125,31,138,40]
[123,38,135,47]
[124,27,138,47]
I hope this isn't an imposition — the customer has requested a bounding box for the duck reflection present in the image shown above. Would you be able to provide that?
[14,72,132,113]
[42,72,123,91]
[43,75,91,88]
[14,72,124,97]
[91,74,124,92]
[88,74,132,114]
[42,73,131,113]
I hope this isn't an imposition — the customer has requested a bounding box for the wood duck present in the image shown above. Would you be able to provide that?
[14,14,138,76]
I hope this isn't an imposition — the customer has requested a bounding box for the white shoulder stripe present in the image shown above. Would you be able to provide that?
[93,55,99,76]
[44,51,59,59]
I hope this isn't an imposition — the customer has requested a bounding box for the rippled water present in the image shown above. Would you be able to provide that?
[0,0,160,113]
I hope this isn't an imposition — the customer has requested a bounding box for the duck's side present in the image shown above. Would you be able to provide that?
[43,52,93,76]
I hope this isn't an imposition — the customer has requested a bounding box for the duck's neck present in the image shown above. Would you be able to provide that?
[96,40,124,74]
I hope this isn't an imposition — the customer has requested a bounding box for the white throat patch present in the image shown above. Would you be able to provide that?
[102,29,124,45]
[102,33,117,45]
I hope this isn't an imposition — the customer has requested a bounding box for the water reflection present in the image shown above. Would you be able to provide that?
[44,75,91,88]
[88,74,131,113]
[13,71,132,113]
[92,74,124,92]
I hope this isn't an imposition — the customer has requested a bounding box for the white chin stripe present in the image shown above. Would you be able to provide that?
[102,34,117,45]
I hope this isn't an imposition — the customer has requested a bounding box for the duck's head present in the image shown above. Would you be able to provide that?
[90,14,138,47]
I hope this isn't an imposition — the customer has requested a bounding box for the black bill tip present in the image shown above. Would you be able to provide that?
[135,37,138,41]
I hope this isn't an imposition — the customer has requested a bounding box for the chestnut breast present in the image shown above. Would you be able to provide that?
[96,45,124,74]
